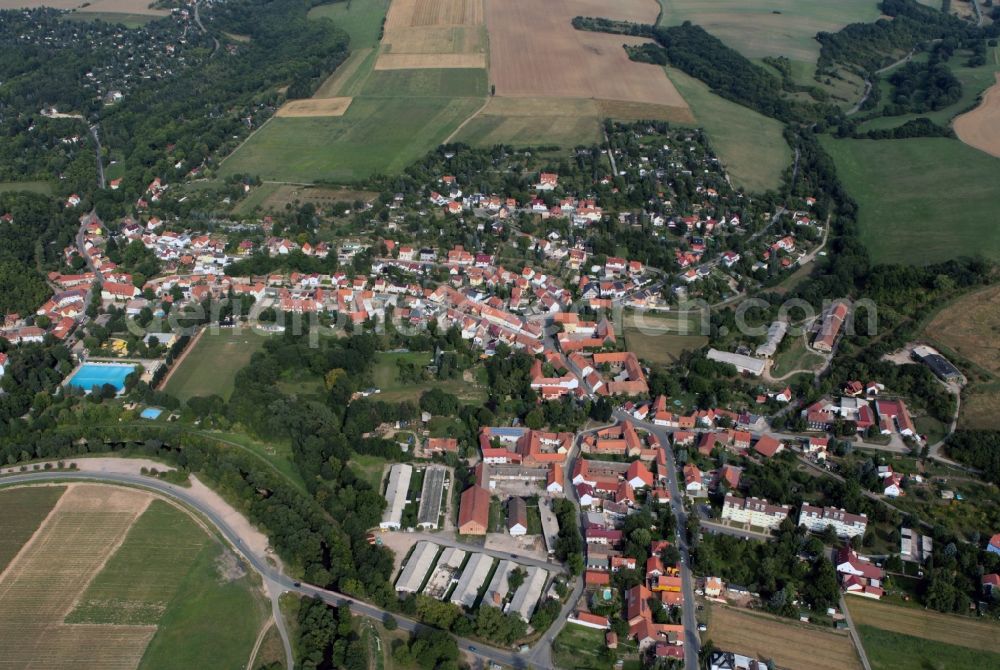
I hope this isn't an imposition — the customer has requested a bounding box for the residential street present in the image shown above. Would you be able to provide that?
[611,409,700,670]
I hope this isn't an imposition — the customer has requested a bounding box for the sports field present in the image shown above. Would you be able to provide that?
[820,135,1000,264]
[847,597,1000,656]
[0,484,267,670]
[658,0,882,64]
[667,66,790,192]
[707,603,862,670]
[162,328,268,402]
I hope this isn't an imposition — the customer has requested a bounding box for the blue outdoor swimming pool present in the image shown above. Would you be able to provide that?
[67,363,135,393]
[140,408,163,420]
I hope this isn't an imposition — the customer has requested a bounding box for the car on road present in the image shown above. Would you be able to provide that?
[293,582,301,587]
[698,624,707,632]
[510,554,518,559]
[468,646,476,652]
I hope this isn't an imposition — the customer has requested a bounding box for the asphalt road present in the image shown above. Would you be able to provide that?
[0,471,537,670]
[611,410,700,670]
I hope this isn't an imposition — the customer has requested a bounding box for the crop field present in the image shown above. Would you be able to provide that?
[315,48,376,97]
[0,484,156,669]
[487,0,688,109]
[221,96,483,183]
[707,603,861,670]
[0,485,267,670]
[308,0,391,48]
[275,97,353,117]
[454,96,694,148]
[925,284,1000,377]
[0,485,66,572]
[955,73,1000,159]
[847,597,1000,655]
[857,624,1000,670]
[820,135,1000,264]
[667,66,791,192]
[658,0,882,64]
[361,67,488,97]
[162,327,268,402]
[378,0,486,69]
[66,500,210,626]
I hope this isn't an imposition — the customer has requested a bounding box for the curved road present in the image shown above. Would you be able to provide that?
[0,471,536,670]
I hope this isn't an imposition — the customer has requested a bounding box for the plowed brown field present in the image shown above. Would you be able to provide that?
[954,74,1000,159]
[486,0,688,108]
[0,484,155,669]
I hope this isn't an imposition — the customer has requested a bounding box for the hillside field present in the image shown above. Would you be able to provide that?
[860,45,1000,134]
[308,0,391,48]
[221,96,483,183]
[820,135,1000,264]
[658,0,882,63]
[668,67,791,192]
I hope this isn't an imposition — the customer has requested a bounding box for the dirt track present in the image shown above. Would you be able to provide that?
[954,73,1000,158]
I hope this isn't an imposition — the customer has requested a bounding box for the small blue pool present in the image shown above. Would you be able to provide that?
[67,363,135,393]
[140,408,163,420]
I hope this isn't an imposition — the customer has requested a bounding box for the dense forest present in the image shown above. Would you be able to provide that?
[0,191,81,315]
[0,0,351,209]
[945,431,1000,485]
[886,59,963,113]
[817,0,993,72]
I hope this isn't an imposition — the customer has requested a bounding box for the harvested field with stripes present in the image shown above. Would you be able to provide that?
[0,484,156,669]
[847,597,1000,655]
[378,0,486,68]
[0,483,267,670]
